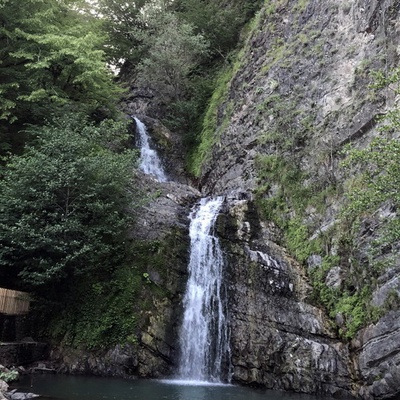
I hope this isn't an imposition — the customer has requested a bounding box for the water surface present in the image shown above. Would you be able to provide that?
[14,375,328,400]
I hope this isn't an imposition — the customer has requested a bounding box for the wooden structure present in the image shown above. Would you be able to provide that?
[0,288,30,315]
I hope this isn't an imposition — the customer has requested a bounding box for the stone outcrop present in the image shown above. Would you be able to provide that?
[50,344,139,377]
[0,377,8,400]
[130,174,200,242]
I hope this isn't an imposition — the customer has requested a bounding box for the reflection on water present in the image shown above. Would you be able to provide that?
[13,374,327,400]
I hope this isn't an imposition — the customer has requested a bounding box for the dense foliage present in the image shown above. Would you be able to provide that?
[0,0,121,153]
[0,0,145,348]
[0,115,136,293]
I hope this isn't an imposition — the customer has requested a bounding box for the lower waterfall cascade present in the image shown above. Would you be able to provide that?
[178,197,231,383]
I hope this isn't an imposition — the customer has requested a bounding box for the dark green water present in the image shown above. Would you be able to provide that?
[13,375,328,400]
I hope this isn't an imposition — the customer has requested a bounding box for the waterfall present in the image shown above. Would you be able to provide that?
[133,117,168,182]
[178,197,230,383]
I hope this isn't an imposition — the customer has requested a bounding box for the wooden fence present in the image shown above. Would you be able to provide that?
[0,288,30,315]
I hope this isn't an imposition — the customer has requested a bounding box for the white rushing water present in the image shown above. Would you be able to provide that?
[133,117,168,182]
[178,197,230,383]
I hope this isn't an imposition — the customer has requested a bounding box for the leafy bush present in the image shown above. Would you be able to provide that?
[0,369,19,383]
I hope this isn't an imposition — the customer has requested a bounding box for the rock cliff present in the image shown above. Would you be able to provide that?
[195,0,400,398]
[200,0,399,194]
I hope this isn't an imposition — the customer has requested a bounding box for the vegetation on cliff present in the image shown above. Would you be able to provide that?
[243,2,399,339]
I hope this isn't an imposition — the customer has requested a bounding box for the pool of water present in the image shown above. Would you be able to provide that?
[13,375,327,400]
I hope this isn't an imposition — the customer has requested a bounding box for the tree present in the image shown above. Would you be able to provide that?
[95,0,150,68]
[0,0,120,133]
[136,12,209,102]
[0,114,136,292]
[173,0,257,58]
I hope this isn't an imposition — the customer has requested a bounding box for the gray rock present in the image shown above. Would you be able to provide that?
[0,379,8,393]
[307,254,322,270]
[7,392,39,400]
[357,311,400,398]
[372,274,400,307]
[325,266,342,289]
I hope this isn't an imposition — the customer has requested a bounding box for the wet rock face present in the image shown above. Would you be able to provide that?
[358,311,400,399]
[197,0,400,398]
[218,198,353,398]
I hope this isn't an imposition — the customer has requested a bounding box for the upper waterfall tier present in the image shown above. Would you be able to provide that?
[133,117,168,182]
